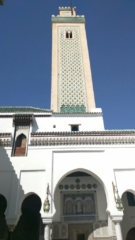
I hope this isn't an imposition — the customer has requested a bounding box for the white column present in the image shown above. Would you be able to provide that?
[115,222,123,240]
[44,225,50,240]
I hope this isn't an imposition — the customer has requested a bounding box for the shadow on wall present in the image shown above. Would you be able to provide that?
[0,146,24,239]
[32,117,39,132]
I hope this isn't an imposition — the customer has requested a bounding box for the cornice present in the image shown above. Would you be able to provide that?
[13,114,33,126]
[31,130,135,137]
[52,16,85,23]
[30,136,135,146]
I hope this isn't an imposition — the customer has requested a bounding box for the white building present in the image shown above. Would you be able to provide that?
[0,6,135,240]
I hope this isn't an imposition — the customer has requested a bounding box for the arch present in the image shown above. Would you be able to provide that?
[121,190,135,240]
[21,193,41,213]
[0,194,8,240]
[53,168,109,211]
[14,133,27,156]
[13,193,42,240]
[84,199,95,214]
[65,200,73,214]
[121,189,135,197]
[0,194,7,213]
[18,192,42,217]
[15,134,26,147]
[126,227,135,240]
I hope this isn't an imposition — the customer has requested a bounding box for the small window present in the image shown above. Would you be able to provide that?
[14,134,27,156]
[71,125,79,131]
[53,125,56,128]
[66,31,72,39]
[127,192,135,206]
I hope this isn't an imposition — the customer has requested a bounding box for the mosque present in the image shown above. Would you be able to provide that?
[0,5,135,240]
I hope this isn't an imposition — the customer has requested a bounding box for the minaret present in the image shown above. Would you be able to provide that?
[51,7,96,113]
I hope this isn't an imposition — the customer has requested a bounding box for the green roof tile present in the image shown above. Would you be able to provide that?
[0,107,52,113]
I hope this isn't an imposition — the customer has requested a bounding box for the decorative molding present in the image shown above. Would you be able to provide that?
[52,16,85,23]
[31,130,135,137]
[62,215,97,222]
[0,133,11,137]
[52,112,102,115]
[52,222,68,239]
[30,136,135,146]
[93,221,109,238]
[13,114,33,126]
[0,133,11,146]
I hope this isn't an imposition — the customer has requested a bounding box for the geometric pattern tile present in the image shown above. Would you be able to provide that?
[58,27,87,111]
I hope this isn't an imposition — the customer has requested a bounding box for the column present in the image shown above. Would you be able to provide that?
[8,225,15,240]
[115,222,123,240]
[44,224,50,240]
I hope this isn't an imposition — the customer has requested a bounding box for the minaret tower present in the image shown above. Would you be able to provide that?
[51,7,96,113]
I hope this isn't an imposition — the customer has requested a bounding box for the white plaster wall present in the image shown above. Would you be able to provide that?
[0,140,135,232]
[114,169,135,197]
[32,114,104,132]
[0,118,12,132]
[0,112,104,134]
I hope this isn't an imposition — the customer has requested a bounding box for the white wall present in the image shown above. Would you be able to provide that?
[0,118,12,132]
[32,113,104,132]
[0,113,135,234]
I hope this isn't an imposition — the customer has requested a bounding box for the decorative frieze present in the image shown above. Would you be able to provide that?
[13,114,33,126]
[0,133,11,146]
[62,215,97,222]
[30,136,135,146]
[31,130,135,137]
[58,26,87,112]
[93,221,109,238]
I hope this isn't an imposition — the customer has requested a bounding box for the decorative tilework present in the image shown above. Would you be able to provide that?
[63,193,96,215]
[58,26,87,112]
[63,215,97,222]
[59,185,63,190]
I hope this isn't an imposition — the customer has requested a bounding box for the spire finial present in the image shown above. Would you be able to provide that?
[70,0,73,15]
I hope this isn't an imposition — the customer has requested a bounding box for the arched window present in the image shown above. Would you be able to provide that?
[75,200,83,214]
[66,200,73,214]
[14,134,27,156]
[85,200,95,213]
[66,31,73,39]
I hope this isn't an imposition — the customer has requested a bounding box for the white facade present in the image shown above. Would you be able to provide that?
[0,6,135,240]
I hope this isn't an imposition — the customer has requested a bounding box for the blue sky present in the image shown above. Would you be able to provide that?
[0,0,135,129]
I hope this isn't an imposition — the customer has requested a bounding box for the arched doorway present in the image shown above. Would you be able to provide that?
[0,194,8,240]
[126,227,135,240]
[52,170,114,240]
[121,191,135,240]
[12,194,42,240]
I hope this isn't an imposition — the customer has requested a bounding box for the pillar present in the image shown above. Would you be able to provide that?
[7,225,15,240]
[111,215,123,240]
[115,222,123,240]
[44,224,50,240]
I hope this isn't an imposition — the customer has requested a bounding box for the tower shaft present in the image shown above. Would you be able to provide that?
[51,7,95,113]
